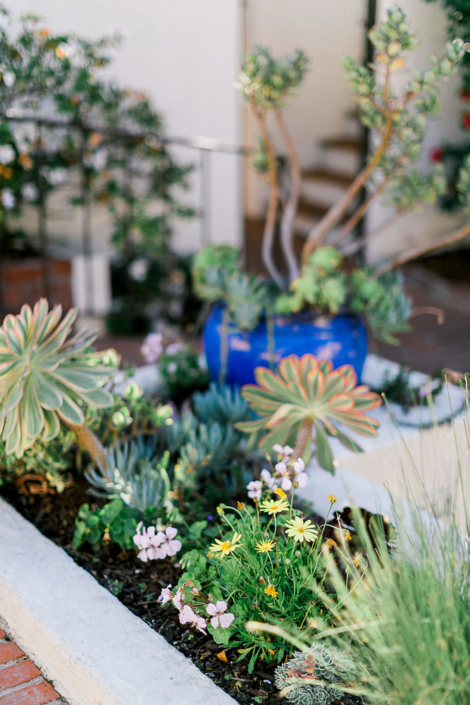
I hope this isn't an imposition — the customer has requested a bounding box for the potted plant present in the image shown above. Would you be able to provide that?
[194,6,470,387]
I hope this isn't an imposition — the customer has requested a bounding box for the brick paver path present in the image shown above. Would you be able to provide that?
[0,628,66,705]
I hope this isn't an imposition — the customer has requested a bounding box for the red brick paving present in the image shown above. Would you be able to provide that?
[0,627,65,705]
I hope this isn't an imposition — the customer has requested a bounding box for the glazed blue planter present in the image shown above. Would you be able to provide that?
[203,304,368,387]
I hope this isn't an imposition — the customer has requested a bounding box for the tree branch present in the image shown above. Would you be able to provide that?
[301,66,393,264]
[249,98,283,287]
[275,111,301,281]
[373,220,470,278]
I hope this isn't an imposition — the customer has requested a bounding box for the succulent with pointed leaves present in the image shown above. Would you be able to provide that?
[0,299,116,464]
[275,645,364,705]
[236,354,381,472]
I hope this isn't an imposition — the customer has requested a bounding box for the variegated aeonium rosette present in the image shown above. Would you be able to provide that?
[0,298,116,461]
[236,354,381,472]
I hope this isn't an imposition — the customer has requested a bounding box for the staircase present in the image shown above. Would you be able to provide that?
[293,122,364,245]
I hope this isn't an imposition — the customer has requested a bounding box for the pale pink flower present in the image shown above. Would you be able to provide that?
[261,468,277,489]
[247,480,262,501]
[273,444,293,457]
[206,601,235,629]
[172,588,185,611]
[141,332,163,364]
[293,458,308,488]
[154,527,182,558]
[159,584,173,604]
[179,605,208,634]
[280,475,293,491]
[275,461,289,475]
[133,522,165,562]
[293,458,305,474]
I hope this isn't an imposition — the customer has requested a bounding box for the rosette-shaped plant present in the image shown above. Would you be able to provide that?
[0,299,116,463]
[275,645,363,705]
[236,354,381,472]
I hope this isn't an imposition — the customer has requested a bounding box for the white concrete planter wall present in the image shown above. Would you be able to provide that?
[0,499,237,705]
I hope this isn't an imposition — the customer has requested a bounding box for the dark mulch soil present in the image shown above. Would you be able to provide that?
[1,481,384,704]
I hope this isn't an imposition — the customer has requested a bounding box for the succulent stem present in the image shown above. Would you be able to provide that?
[293,418,313,459]
[64,421,108,472]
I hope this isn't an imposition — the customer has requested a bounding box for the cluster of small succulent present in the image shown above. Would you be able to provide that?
[193,244,412,344]
[235,46,309,111]
[192,244,272,331]
[275,645,363,705]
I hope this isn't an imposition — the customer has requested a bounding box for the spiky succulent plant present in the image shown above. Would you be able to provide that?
[275,645,363,705]
[85,440,171,513]
[0,299,116,461]
[236,354,381,472]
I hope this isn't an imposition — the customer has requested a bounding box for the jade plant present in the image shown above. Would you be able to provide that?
[0,299,116,464]
[194,6,470,349]
[236,354,381,472]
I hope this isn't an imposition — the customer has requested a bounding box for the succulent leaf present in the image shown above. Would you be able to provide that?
[0,298,115,457]
[236,354,381,469]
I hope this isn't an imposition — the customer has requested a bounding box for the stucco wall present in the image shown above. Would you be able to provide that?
[10,0,243,256]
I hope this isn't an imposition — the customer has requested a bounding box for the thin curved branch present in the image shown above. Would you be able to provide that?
[275,111,301,281]
[341,211,401,257]
[249,97,283,287]
[302,66,393,264]
[330,176,391,248]
[373,220,470,278]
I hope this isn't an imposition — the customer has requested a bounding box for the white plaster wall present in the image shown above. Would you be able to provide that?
[367,0,468,263]
[10,0,243,255]
[243,0,367,217]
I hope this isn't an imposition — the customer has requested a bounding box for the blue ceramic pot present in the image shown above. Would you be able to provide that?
[203,304,368,387]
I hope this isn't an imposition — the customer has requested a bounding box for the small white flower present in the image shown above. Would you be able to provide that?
[128,258,148,282]
[48,168,67,186]
[0,145,14,164]
[246,480,262,501]
[2,71,15,87]
[261,468,277,489]
[1,189,15,209]
[158,584,173,604]
[21,183,38,202]
[167,362,178,375]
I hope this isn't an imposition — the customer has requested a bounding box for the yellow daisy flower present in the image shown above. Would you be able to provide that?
[255,539,276,553]
[327,494,338,505]
[209,532,243,557]
[285,517,319,544]
[260,498,290,515]
[264,585,278,598]
[274,488,287,500]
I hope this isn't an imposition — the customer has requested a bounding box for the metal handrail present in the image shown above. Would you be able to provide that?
[0,112,250,316]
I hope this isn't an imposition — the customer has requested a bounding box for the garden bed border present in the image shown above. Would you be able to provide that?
[0,498,237,705]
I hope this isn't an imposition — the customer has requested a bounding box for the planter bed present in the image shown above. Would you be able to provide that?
[0,475,376,705]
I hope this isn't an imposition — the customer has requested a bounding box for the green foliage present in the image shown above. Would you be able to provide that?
[173,496,333,671]
[275,645,363,705]
[349,270,412,345]
[0,424,75,492]
[192,383,248,426]
[373,365,443,412]
[158,347,210,402]
[343,5,464,207]
[192,245,270,331]
[85,440,172,513]
[236,46,309,111]
[308,504,470,705]
[73,498,161,551]
[382,164,447,212]
[0,299,114,458]
[192,245,240,302]
[275,247,347,316]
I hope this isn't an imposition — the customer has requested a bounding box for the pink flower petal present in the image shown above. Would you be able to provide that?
[210,615,220,629]
[166,526,178,540]
[206,603,218,616]
[219,612,235,629]
[215,601,227,613]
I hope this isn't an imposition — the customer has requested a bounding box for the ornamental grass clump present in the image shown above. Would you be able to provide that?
[236,354,381,471]
[0,299,116,464]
